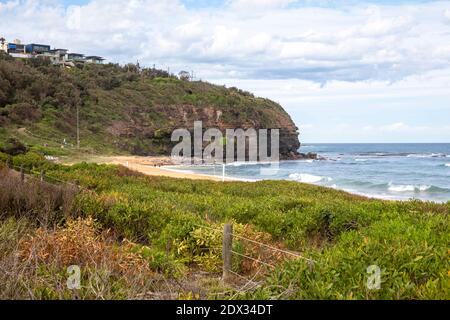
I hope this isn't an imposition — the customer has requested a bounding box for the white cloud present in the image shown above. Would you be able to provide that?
[445,9,450,22]
[0,0,449,83]
[1,0,449,142]
[362,122,450,137]
[359,16,414,37]
[0,0,20,12]
[382,122,411,132]
[227,0,296,10]
[312,122,450,143]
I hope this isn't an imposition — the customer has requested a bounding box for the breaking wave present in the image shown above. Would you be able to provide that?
[289,173,332,183]
[354,152,448,158]
[387,182,431,192]
[406,153,447,158]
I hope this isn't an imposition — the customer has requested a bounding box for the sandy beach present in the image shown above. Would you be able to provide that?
[78,155,238,182]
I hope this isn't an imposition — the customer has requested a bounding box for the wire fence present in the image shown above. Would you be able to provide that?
[1,159,314,295]
[192,223,316,294]
[195,223,315,263]
[193,223,315,262]
[1,159,83,191]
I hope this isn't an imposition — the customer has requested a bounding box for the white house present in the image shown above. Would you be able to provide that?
[0,37,7,53]
[85,56,105,64]
[1,37,106,65]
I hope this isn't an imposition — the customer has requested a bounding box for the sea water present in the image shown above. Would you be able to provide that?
[169,144,450,203]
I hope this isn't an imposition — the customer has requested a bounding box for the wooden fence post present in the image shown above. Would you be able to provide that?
[40,170,45,182]
[20,165,24,182]
[6,158,12,169]
[222,223,233,283]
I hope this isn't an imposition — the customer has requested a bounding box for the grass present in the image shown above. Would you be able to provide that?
[0,152,448,300]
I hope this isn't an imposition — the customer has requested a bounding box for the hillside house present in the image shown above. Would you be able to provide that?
[46,49,68,63]
[0,37,106,65]
[7,39,25,53]
[6,39,32,59]
[85,56,105,64]
[25,43,51,54]
[66,53,85,62]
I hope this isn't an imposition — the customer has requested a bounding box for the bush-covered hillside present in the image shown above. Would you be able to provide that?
[0,53,300,157]
[0,152,448,300]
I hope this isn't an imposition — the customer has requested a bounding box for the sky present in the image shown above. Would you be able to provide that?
[1,0,449,143]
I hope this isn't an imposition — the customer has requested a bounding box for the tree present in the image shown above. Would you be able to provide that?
[178,70,191,81]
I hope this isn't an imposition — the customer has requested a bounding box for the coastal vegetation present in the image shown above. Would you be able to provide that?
[0,50,447,301]
[0,52,299,158]
[0,151,448,300]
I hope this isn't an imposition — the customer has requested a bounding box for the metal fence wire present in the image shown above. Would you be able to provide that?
[192,223,316,289]
[1,160,82,190]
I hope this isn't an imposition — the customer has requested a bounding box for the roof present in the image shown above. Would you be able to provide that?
[27,43,51,47]
[85,56,105,60]
[68,53,84,56]
[50,48,68,52]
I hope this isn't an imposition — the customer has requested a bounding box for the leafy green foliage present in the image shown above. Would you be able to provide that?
[0,55,296,156]
[1,153,448,299]
[12,151,55,170]
[32,159,448,299]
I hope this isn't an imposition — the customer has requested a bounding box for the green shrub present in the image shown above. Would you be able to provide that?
[131,245,186,278]
[12,151,54,170]
[0,151,9,164]
[1,154,447,300]
[0,138,27,156]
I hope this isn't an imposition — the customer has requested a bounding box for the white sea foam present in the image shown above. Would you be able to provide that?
[388,184,414,192]
[289,173,332,183]
[407,153,447,158]
[388,182,431,192]
[228,161,255,167]
[431,153,446,158]
[406,154,426,158]
[355,158,368,162]
[445,163,450,167]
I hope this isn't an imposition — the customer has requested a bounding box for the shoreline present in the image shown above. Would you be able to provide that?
[86,155,238,182]
[132,164,241,182]
[154,166,447,203]
[63,155,448,203]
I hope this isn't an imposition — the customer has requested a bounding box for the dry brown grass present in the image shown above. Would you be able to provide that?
[0,167,77,226]
[0,217,163,299]
[19,217,152,277]
[0,168,166,299]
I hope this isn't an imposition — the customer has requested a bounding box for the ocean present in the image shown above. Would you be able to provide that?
[168,143,450,203]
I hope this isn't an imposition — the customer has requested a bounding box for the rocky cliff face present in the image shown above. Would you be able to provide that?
[0,55,301,158]
[106,104,300,159]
